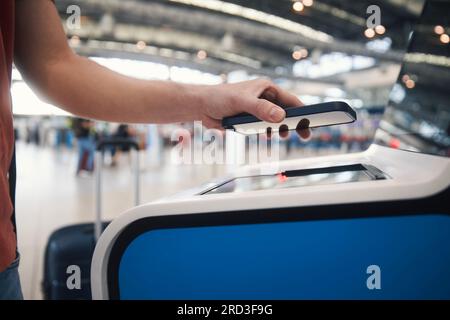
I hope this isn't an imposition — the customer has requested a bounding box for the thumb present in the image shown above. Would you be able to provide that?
[243,98,286,123]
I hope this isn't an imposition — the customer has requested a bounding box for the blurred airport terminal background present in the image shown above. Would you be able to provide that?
[10,0,449,298]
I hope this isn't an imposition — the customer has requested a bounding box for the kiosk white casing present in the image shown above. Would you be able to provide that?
[91,144,450,299]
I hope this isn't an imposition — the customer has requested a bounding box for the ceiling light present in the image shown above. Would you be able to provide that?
[293,1,304,12]
[440,34,449,44]
[136,41,146,50]
[405,79,415,89]
[292,50,302,60]
[197,50,208,60]
[434,25,445,35]
[300,48,309,58]
[169,0,333,43]
[375,25,386,35]
[364,28,375,38]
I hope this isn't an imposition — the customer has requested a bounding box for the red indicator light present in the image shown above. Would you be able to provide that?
[277,173,288,183]
[389,138,401,149]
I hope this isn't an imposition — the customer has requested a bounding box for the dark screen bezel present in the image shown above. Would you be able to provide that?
[200,163,386,195]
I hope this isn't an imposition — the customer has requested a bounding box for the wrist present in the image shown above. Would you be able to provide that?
[182,83,210,121]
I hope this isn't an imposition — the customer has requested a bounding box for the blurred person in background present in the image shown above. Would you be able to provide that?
[72,118,96,175]
[0,0,310,299]
[110,124,135,166]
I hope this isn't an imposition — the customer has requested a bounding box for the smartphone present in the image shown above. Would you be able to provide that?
[222,101,357,134]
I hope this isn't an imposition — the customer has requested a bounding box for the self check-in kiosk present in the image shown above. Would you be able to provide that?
[91,1,450,300]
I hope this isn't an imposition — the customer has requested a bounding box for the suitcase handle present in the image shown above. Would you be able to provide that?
[96,138,139,151]
[94,138,140,241]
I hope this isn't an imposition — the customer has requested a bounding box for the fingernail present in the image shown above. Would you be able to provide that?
[270,107,285,122]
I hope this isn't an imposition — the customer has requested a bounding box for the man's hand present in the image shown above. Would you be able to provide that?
[201,79,312,140]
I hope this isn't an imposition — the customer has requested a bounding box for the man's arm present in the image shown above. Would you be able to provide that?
[14,0,303,131]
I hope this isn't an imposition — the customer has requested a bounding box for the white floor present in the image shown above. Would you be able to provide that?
[14,141,226,299]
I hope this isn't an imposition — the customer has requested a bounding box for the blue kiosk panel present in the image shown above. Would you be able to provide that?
[117,214,450,299]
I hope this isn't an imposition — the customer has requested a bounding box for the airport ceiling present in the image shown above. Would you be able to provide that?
[55,0,426,76]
